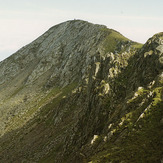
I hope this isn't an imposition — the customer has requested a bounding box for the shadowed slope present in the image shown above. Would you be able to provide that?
[1,20,161,163]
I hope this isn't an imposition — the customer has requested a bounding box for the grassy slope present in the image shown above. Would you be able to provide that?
[90,86,163,163]
[0,82,78,162]
[88,35,163,162]
[0,26,149,163]
[100,27,143,54]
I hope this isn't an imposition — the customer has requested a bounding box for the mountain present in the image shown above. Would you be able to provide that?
[0,20,162,163]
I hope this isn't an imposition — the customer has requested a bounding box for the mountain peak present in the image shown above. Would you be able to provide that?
[0,19,136,87]
[0,20,162,163]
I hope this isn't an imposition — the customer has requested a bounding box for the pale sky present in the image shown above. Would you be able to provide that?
[0,0,163,61]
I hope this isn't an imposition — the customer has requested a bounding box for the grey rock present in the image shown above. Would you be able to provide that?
[0,20,162,163]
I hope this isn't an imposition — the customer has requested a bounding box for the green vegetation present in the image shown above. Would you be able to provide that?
[39,82,77,118]
[153,32,163,38]
[132,42,143,49]
[0,20,162,163]
[0,82,78,163]
[4,82,78,134]
[90,86,163,163]
[103,30,129,53]
[100,27,143,54]
[152,87,162,106]
[39,142,64,163]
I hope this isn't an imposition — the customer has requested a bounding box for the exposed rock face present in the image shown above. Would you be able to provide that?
[0,20,107,135]
[0,20,162,163]
[0,21,105,86]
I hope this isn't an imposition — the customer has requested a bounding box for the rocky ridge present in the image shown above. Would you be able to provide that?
[0,20,162,163]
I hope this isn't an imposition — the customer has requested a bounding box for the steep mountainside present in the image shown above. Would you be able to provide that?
[0,20,162,163]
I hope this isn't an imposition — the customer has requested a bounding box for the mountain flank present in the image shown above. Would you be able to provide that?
[0,20,162,163]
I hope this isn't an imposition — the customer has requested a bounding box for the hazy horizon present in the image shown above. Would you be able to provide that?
[0,0,163,61]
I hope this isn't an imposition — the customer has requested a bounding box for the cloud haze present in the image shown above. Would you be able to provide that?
[0,0,163,61]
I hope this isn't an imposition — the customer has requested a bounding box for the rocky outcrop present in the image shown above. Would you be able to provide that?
[0,20,136,136]
[0,20,107,136]
[0,20,162,163]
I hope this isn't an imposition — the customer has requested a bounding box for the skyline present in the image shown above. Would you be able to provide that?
[0,0,163,61]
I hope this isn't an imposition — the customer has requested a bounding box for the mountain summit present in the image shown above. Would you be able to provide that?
[0,20,162,163]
